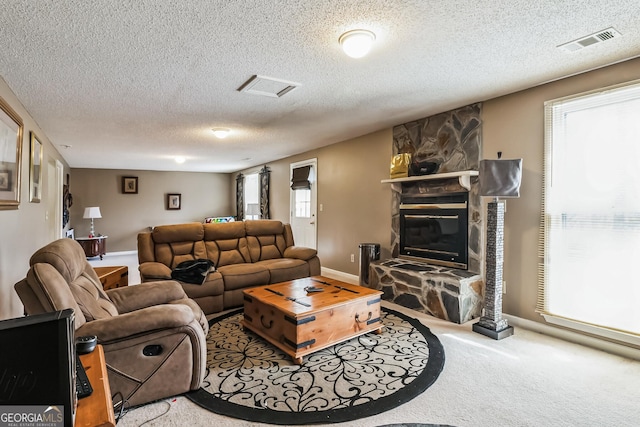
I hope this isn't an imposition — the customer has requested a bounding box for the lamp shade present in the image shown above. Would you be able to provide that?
[479,159,523,198]
[83,207,102,219]
[246,203,260,216]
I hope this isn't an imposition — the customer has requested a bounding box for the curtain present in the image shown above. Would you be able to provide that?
[291,165,311,190]
[259,166,270,219]
[235,173,244,220]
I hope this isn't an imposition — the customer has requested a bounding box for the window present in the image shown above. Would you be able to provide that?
[294,188,311,218]
[244,173,260,220]
[539,80,640,345]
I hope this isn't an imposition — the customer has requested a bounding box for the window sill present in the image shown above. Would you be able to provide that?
[541,313,640,348]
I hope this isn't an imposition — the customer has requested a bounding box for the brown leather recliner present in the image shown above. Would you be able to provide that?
[14,238,208,407]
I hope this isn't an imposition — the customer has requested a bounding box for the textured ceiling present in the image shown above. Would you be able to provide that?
[1,1,639,173]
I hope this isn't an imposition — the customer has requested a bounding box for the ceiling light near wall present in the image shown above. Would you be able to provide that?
[339,29,376,58]
[212,128,230,138]
[175,156,185,164]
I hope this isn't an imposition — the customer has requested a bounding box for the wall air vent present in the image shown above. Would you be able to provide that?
[238,75,301,98]
[558,27,621,52]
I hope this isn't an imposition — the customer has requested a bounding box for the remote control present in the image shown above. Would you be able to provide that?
[76,335,97,354]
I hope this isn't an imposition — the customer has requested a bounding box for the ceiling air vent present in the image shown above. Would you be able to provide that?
[558,27,621,52]
[238,75,301,98]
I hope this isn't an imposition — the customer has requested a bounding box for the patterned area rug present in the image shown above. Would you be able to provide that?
[186,307,445,425]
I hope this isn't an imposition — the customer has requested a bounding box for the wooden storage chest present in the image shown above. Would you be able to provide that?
[242,276,383,364]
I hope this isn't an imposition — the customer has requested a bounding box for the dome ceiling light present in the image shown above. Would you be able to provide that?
[212,128,230,138]
[339,29,376,58]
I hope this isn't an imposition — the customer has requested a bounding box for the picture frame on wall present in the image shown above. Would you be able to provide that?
[0,96,24,210]
[30,131,43,203]
[167,193,181,210]
[122,176,138,194]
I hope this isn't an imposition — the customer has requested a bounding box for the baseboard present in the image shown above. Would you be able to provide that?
[103,250,138,257]
[320,267,359,285]
[505,314,640,361]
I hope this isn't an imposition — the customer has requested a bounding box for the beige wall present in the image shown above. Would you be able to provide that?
[234,128,393,276]
[484,56,640,323]
[69,169,232,252]
[0,77,70,320]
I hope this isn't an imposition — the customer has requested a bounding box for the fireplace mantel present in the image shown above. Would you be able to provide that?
[381,170,479,191]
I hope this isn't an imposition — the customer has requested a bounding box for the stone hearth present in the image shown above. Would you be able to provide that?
[368,258,483,324]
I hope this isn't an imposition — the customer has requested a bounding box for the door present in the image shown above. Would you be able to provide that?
[47,159,64,241]
[290,159,317,249]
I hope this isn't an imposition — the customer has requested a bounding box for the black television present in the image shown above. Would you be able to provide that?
[0,309,76,427]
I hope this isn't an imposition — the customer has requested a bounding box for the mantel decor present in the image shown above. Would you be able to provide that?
[472,154,522,340]
[0,96,24,210]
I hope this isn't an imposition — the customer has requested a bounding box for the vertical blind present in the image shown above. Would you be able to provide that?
[539,80,640,338]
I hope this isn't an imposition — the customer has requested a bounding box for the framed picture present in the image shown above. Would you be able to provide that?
[167,193,181,210]
[0,96,24,210]
[122,176,138,194]
[30,132,43,203]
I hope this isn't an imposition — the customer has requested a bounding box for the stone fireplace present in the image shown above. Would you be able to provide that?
[368,104,485,324]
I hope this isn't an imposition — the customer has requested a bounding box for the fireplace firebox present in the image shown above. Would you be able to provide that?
[399,192,469,269]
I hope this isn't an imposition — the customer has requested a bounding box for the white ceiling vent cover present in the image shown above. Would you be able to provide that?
[558,27,622,52]
[238,75,301,98]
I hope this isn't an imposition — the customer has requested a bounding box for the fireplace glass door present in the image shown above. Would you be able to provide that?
[399,194,468,269]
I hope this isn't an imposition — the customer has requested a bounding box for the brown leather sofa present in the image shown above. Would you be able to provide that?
[14,238,208,407]
[138,219,321,315]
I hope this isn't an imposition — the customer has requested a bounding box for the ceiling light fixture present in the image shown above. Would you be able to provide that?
[212,128,230,138]
[175,156,185,164]
[339,29,376,58]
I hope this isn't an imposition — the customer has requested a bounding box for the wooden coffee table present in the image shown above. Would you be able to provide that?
[242,276,383,364]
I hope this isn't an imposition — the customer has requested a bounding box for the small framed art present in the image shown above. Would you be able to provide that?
[167,193,181,210]
[30,131,43,203]
[122,176,138,194]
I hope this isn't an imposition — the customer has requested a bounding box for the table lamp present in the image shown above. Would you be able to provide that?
[472,153,522,340]
[83,207,102,237]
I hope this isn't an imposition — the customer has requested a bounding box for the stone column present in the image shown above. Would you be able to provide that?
[473,200,513,339]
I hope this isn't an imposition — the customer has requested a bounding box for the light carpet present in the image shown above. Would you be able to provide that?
[117,302,640,427]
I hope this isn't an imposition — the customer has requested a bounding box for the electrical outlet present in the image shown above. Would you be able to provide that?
[503,280,507,294]
[350,254,355,262]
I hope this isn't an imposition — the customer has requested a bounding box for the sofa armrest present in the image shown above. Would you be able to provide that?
[139,262,172,281]
[107,281,187,313]
[76,304,195,342]
[283,246,317,261]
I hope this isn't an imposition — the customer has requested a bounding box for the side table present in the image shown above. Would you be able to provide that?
[76,236,108,259]
[76,345,115,427]
[94,266,128,290]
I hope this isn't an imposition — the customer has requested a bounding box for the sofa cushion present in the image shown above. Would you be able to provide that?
[255,258,310,284]
[204,222,251,267]
[217,264,270,291]
[178,271,224,299]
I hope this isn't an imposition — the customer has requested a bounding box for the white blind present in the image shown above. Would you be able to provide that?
[539,80,640,337]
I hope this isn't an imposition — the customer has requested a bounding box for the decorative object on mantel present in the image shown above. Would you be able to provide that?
[389,153,412,179]
[409,159,439,176]
[472,152,522,340]
[83,206,102,238]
